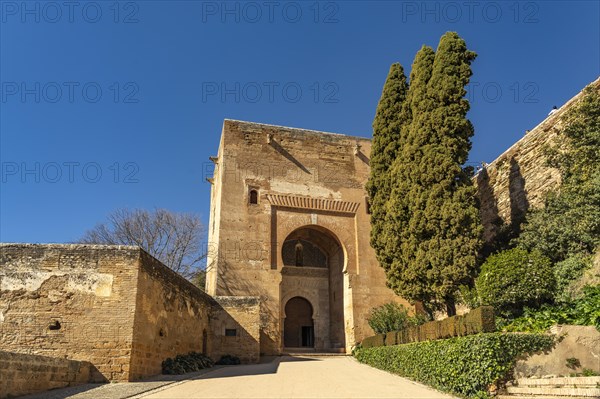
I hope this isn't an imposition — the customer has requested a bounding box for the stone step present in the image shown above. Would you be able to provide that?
[506,386,600,397]
[516,377,600,388]
[283,352,349,357]
[282,347,346,355]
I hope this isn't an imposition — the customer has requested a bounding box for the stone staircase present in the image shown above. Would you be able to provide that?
[498,376,600,399]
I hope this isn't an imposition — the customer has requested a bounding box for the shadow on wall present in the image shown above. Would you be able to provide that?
[477,157,529,257]
[477,167,504,256]
[269,139,312,174]
[508,157,529,236]
[355,150,370,165]
[215,258,278,355]
[210,286,264,363]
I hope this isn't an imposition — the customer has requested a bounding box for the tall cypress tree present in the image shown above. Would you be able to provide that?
[366,63,409,274]
[385,33,482,316]
[384,46,436,310]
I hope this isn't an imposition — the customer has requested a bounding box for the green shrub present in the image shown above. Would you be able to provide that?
[215,355,241,365]
[476,248,555,317]
[517,87,600,264]
[582,368,600,377]
[354,333,554,398]
[162,352,214,374]
[504,285,600,332]
[554,254,593,302]
[367,303,425,334]
[459,284,480,309]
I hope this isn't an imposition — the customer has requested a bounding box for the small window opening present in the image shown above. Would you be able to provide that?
[249,189,258,205]
[48,320,61,331]
[295,241,304,266]
[225,328,237,337]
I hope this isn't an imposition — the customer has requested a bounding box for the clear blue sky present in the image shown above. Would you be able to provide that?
[1,1,599,246]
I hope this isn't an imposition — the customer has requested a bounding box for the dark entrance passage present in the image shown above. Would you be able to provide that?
[284,297,314,348]
[281,226,346,350]
[301,326,314,347]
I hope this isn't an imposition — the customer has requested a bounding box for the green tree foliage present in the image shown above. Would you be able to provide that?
[384,32,482,316]
[476,248,555,317]
[367,63,410,272]
[553,253,593,301]
[517,87,600,263]
[367,302,427,334]
[382,45,435,303]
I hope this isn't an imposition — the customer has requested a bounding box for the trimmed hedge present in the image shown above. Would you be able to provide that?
[354,332,554,398]
[365,306,496,347]
[361,333,385,348]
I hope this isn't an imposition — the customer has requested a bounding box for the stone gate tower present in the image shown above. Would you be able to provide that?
[206,119,409,355]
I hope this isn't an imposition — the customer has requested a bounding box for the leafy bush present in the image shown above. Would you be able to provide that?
[215,355,241,365]
[459,284,480,309]
[162,352,214,374]
[517,185,600,264]
[582,368,600,377]
[476,248,555,317]
[554,254,593,302]
[503,285,600,332]
[354,332,554,399]
[517,86,600,263]
[367,303,427,334]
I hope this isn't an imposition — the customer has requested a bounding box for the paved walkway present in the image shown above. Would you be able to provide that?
[20,366,224,399]
[142,356,454,399]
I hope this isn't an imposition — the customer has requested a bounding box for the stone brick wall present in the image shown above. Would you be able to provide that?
[129,251,214,379]
[515,325,600,377]
[0,244,139,382]
[476,79,599,242]
[210,296,260,363]
[0,243,253,384]
[206,120,412,355]
[0,350,91,399]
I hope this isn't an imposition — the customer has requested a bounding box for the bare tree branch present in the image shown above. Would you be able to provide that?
[79,208,207,286]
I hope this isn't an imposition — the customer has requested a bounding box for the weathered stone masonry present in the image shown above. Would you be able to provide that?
[476,78,599,243]
[0,243,260,384]
[0,351,91,398]
[0,244,139,382]
[1,78,597,394]
[205,120,412,355]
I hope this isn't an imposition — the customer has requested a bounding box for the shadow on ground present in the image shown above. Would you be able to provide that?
[17,356,319,399]
[196,355,320,380]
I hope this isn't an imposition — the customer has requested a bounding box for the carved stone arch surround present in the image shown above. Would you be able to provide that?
[273,209,357,275]
[281,292,318,319]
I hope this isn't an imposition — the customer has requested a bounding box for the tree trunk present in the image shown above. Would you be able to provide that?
[446,299,457,317]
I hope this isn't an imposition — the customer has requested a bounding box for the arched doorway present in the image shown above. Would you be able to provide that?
[280,226,346,351]
[284,297,314,348]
